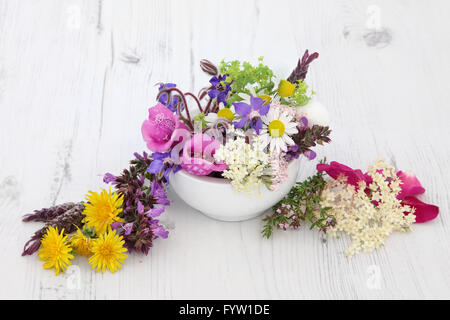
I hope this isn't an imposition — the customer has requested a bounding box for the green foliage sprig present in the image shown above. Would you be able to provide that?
[218,57,275,105]
[292,80,315,106]
[262,170,336,238]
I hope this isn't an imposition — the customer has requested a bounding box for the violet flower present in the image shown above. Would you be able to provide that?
[158,83,181,113]
[123,222,134,236]
[150,219,169,239]
[233,95,270,134]
[299,116,308,128]
[208,75,231,104]
[150,180,170,206]
[147,206,165,218]
[303,150,317,160]
[137,200,145,214]
[103,172,117,184]
[285,145,299,162]
[147,152,182,184]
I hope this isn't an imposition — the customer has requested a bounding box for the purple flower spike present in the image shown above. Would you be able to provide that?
[110,222,122,230]
[147,206,165,218]
[150,223,169,239]
[137,200,145,214]
[123,222,134,236]
[103,172,116,184]
[150,180,170,205]
[299,116,308,128]
[304,149,317,160]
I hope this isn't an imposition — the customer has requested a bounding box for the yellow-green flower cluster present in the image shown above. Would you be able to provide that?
[321,159,416,256]
[214,126,270,194]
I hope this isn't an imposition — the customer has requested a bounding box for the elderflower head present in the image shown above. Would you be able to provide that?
[214,126,270,195]
[321,159,416,256]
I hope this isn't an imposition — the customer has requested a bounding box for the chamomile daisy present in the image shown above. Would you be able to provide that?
[260,108,298,154]
[238,83,272,105]
[204,103,236,123]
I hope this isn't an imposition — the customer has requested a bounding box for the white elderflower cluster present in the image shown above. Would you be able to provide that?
[321,159,416,256]
[214,126,270,194]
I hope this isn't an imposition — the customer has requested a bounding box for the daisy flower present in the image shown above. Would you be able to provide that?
[260,108,298,154]
[38,226,74,275]
[82,188,124,235]
[204,103,236,123]
[89,228,128,273]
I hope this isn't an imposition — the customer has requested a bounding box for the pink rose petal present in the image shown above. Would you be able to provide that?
[396,170,426,200]
[317,161,372,188]
[402,196,439,223]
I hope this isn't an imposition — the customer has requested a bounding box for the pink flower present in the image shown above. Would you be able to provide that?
[316,161,372,188]
[180,133,227,176]
[317,161,439,223]
[141,103,188,153]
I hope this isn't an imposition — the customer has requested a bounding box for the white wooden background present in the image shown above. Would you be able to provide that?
[1,0,449,299]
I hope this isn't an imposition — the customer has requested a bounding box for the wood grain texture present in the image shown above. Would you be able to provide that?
[0,0,449,299]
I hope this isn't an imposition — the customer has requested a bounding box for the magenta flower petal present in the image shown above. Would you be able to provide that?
[181,133,227,176]
[317,161,372,187]
[141,103,189,152]
[402,196,439,223]
[396,171,426,200]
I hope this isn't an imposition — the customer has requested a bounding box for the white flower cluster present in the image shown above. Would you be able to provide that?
[321,159,416,256]
[214,126,270,194]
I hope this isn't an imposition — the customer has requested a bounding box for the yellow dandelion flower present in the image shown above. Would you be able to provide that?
[38,226,74,275]
[277,80,295,97]
[70,228,93,257]
[82,188,124,234]
[89,228,128,273]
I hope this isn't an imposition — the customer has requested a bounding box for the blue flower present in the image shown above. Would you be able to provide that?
[158,83,182,113]
[232,95,270,134]
[208,75,231,105]
[146,152,181,185]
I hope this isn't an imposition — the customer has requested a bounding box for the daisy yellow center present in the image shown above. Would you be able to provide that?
[217,108,234,121]
[268,120,285,137]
